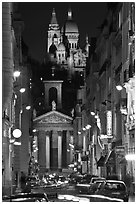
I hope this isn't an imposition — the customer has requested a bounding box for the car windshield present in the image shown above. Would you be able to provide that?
[104,182,126,191]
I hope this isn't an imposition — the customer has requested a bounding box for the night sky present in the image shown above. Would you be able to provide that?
[18,2,108,63]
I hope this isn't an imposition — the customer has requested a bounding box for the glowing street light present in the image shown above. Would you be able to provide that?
[12,129,22,138]
[78,131,81,135]
[86,124,91,129]
[90,111,95,116]
[116,85,123,91]
[26,105,31,110]
[13,71,21,77]
[19,88,26,93]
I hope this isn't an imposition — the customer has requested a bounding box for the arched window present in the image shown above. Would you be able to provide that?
[53,33,57,38]
[49,87,57,107]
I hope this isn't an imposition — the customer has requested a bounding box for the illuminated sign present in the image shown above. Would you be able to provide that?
[107,111,112,136]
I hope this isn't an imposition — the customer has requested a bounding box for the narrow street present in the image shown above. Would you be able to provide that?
[32,183,135,202]
[2,2,135,201]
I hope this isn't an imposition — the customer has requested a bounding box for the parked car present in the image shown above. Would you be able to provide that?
[75,176,105,194]
[79,194,123,202]
[90,177,106,184]
[56,194,90,202]
[95,180,129,202]
[2,192,49,202]
[75,182,91,194]
[89,180,106,194]
[68,173,83,185]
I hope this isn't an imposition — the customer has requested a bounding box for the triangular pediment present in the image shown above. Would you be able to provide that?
[33,110,73,124]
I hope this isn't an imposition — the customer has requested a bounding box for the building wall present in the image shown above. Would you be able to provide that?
[2,2,32,196]
[81,2,135,180]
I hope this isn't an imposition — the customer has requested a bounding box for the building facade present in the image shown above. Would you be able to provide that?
[79,2,135,184]
[2,2,32,195]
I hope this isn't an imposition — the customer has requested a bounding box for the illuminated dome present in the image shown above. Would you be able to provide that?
[62,8,79,33]
[65,20,78,33]
[58,42,66,50]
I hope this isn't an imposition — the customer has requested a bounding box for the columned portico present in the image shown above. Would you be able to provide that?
[38,131,46,173]
[33,110,73,173]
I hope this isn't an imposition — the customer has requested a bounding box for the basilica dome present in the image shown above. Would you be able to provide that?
[61,9,79,34]
[58,42,66,50]
[64,20,78,33]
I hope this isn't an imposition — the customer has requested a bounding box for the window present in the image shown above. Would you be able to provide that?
[79,59,81,65]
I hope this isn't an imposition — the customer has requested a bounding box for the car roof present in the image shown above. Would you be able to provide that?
[105,180,125,184]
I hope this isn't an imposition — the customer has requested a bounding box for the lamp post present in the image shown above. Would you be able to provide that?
[12,128,22,193]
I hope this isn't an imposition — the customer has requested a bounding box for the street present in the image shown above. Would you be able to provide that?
[31,183,135,202]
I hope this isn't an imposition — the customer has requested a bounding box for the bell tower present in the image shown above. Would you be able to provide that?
[47,8,60,52]
[43,80,63,111]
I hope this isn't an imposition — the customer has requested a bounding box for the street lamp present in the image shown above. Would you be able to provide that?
[26,105,31,110]
[13,71,21,78]
[19,88,26,93]
[116,85,123,91]
[12,129,22,138]
[85,124,91,129]
[90,111,95,116]
[32,129,37,133]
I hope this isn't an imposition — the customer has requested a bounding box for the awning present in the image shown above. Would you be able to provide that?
[97,150,116,167]
[97,155,107,167]
[105,150,116,165]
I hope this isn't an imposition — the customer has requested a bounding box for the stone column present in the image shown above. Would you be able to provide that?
[38,131,46,173]
[45,131,50,170]
[66,131,70,165]
[69,131,74,164]
[58,131,62,170]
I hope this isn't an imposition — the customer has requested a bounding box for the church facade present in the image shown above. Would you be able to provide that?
[32,8,89,173]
